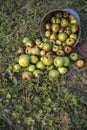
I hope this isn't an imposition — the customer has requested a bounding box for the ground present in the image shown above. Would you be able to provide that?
[0,0,87,130]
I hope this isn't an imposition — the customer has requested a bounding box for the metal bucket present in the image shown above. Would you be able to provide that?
[39,8,81,47]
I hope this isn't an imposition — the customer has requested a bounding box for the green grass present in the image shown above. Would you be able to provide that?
[0,0,87,130]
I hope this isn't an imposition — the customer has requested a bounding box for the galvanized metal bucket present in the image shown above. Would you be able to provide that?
[39,8,81,47]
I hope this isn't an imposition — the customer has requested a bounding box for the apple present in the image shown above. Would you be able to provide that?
[61,18,69,27]
[59,27,65,33]
[51,23,60,33]
[25,40,34,47]
[70,33,77,40]
[40,50,46,56]
[30,55,39,64]
[69,52,78,61]
[52,45,59,52]
[36,61,45,70]
[27,64,36,72]
[45,23,51,30]
[48,69,60,78]
[71,24,79,33]
[25,47,31,54]
[22,37,29,44]
[54,56,64,67]
[35,39,41,45]
[66,38,75,46]
[58,67,68,75]
[31,46,40,56]
[69,15,75,20]
[17,47,23,55]
[75,59,85,68]
[56,50,65,56]
[19,54,30,67]
[41,55,53,66]
[55,18,61,24]
[70,18,78,24]
[63,56,70,67]
[55,12,62,18]
[42,43,52,51]
[42,37,49,43]
[51,16,56,23]
[63,12,69,18]
[64,46,72,55]
[33,70,43,78]
[22,71,32,80]
[45,30,51,38]
[13,64,21,73]
[50,33,57,41]
[58,32,68,42]
[56,40,62,45]
[46,65,54,70]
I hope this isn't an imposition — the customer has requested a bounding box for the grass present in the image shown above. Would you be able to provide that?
[0,0,87,130]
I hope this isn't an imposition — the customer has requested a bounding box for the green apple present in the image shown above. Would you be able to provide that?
[19,54,30,67]
[13,64,21,73]
[36,61,46,70]
[71,24,79,33]
[54,56,64,67]
[30,55,39,64]
[64,46,72,55]
[52,45,59,52]
[50,33,57,41]
[48,69,60,78]
[22,71,32,80]
[27,64,36,72]
[70,33,77,40]
[51,23,60,33]
[61,18,69,27]
[56,50,65,56]
[63,56,70,67]
[42,43,52,51]
[45,30,51,38]
[58,67,68,75]
[69,52,78,61]
[66,38,75,46]
[25,40,34,47]
[41,55,53,66]
[22,37,29,44]
[33,70,43,78]
[58,32,68,42]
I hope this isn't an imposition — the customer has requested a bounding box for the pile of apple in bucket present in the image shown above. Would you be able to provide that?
[12,9,85,80]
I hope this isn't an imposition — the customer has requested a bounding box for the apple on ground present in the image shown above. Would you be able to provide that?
[48,69,60,78]
[75,59,85,68]
[63,56,70,67]
[22,71,33,80]
[58,67,68,75]
[17,47,23,55]
[33,70,43,78]
[54,56,64,67]
[52,45,59,52]
[36,61,46,70]
[19,54,30,67]
[69,52,78,61]
[30,55,39,64]
[27,64,36,72]
[42,43,52,51]
[13,64,21,73]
